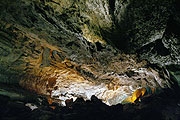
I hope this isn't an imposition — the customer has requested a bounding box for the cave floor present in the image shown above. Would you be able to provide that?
[0,83,180,120]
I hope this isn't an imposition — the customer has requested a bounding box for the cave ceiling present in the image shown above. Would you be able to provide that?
[0,0,180,105]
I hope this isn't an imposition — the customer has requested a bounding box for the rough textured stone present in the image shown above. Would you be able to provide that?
[112,0,174,52]
[1,84,180,120]
[0,0,178,106]
[110,0,180,65]
[138,0,180,65]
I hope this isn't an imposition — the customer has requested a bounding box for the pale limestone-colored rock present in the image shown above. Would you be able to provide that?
[50,68,169,106]
[25,103,38,110]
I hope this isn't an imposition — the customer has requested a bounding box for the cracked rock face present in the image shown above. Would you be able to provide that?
[0,0,178,106]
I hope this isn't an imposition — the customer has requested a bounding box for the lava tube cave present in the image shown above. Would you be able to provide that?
[0,0,180,120]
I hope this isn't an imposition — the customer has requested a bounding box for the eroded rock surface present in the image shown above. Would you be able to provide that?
[0,0,177,106]
[1,83,180,120]
[109,0,180,65]
[138,1,180,65]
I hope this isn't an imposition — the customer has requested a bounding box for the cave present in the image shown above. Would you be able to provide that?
[0,0,180,120]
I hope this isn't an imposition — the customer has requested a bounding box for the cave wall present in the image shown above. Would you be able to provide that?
[0,0,179,105]
[0,0,114,83]
[111,0,180,65]
[113,0,173,51]
[1,0,180,84]
[138,0,180,65]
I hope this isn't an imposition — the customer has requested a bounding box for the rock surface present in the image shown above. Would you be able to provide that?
[0,0,179,106]
[112,0,174,51]
[112,0,180,65]
[138,1,180,65]
[1,83,180,120]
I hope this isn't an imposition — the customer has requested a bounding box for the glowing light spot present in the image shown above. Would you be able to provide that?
[123,88,146,103]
